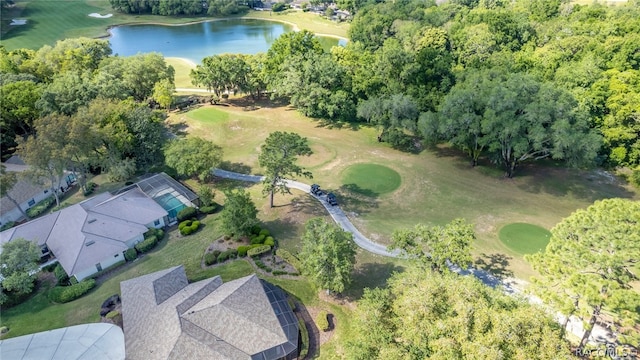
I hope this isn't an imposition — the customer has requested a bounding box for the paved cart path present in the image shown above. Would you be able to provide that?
[213,168,614,345]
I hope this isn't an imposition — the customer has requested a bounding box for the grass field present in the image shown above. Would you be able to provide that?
[498,223,552,255]
[0,0,347,51]
[168,100,638,280]
[341,163,402,196]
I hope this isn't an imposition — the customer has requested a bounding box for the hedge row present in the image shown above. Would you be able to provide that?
[204,248,238,265]
[135,235,158,253]
[275,249,302,271]
[54,263,69,285]
[124,248,137,261]
[48,279,96,303]
[248,245,271,257]
[255,259,272,273]
[144,228,164,240]
[200,205,217,214]
[26,195,55,218]
[177,207,197,222]
[316,311,330,332]
[0,221,15,231]
[179,220,200,236]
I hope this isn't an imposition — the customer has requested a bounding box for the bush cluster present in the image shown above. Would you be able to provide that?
[316,311,330,332]
[0,221,16,231]
[144,227,164,240]
[83,182,97,196]
[26,195,55,218]
[204,250,221,266]
[48,279,96,303]
[177,207,197,221]
[179,220,200,235]
[200,205,217,214]
[54,263,69,285]
[124,248,137,261]
[275,249,302,271]
[248,245,271,257]
[255,259,272,273]
[135,235,158,253]
[237,245,250,257]
[217,249,238,263]
[264,236,275,247]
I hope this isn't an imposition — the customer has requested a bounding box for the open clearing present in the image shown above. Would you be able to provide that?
[498,223,552,255]
[341,163,402,196]
[168,101,638,280]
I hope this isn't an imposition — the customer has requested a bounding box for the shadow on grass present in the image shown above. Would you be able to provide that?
[167,120,189,138]
[474,253,514,281]
[341,183,379,197]
[218,161,252,175]
[335,186,379,216]
[211,178,256,191]
[344,261,405,301]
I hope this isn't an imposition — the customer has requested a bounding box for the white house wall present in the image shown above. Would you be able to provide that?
[146,217,165,230]
[0,190,52,225]
[125,233,145,248]
[74,252,124,282]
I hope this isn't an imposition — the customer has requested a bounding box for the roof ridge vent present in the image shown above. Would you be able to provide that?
[85,240,95,246]
[88,218,97,223]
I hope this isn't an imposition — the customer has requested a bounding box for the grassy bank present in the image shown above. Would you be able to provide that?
[0,0,348,50]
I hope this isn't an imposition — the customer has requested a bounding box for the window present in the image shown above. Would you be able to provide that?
[96,263,102,272]
[28,199,35,206]
[154,219,160,226]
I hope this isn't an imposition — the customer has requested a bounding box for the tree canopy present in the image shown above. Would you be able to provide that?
[164,137,223,182]
[219,188,259,239]
[299,218,357,294]
[258,131,313,208]
[527,198,640,347]
[346,267,571,359]
[0,238,41,305]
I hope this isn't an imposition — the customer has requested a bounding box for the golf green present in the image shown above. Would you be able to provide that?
[341,163,401,196]
[499,223,551,255]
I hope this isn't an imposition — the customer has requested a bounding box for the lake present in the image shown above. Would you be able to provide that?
[108,18,345,64]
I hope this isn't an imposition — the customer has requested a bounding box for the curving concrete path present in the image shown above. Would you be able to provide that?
[213,168,613,345]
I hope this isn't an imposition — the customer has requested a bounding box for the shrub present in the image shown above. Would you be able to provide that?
[48,279,96,303]
[259,229,270,237]
[156,229,165,239]
[238,245,250,257]
[179,220,192,229]
[135,236,158,253]
[248,245,271,257]
[316,311,330,331]
[84,182,97,196]
[42,262,58,272]
[179,220,200,236]
[217,249,237,263]
[250,236,263,245]
[177,207,197,221]
[0,221,16,231]
[54,263,69,285]
[124,248,137,261]
[272,2,287,11]
[275,249,302,271]
[204,250,221,266]
[26,195,55,218]
[105,310,120,320]
[264,236,275,247]
[0,326,8,334]
[200,205,217,214]
[631,166,640,188]
[250,225,262,235]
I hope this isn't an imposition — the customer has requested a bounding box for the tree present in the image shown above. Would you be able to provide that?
[164,137,223,182]
[0,80,41,136]
[346,268,571,359]
[0,165,29,220]
[152,78,175,109]
[197,185,215,207]
[264,30,324,84]
[299,218,357,294]
[0,238,41,304]
[190,54,250,97]
[527,198,640,348]
[219,189,258,239]
[390,218,474,273]
[357,94,419,149]
[258,132,313,208]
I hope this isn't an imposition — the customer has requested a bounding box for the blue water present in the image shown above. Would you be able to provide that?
[109,18,345,64]
[155,193,186,218]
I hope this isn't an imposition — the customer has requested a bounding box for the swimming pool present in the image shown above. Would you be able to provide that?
[155,193,186,219]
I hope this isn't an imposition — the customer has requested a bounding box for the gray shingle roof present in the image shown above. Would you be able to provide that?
[0,188,168,276]
[120,267,298,360]
[0,178,48,215]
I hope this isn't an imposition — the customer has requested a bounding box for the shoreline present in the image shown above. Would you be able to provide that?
[100,15,348,42]
[166,57,197,68]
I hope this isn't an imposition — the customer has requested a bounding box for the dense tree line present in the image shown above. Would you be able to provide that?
[0,38,174,188]
[108,0,247,16]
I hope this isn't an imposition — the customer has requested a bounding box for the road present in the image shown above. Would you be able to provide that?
[212,168,613,345]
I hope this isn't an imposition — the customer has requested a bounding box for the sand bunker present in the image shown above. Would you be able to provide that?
[88,13,113,18]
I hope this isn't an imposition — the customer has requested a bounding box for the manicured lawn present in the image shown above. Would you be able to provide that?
[341,163,402,196]
[169,102,639,280]
[0,1,348,51]
[498,223,551,255]
[165,57,200,89]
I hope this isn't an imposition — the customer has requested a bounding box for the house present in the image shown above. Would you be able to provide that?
[0,155,76,227]
[120,266,299,360]
[0,323,125,360]
[0,187,168,281]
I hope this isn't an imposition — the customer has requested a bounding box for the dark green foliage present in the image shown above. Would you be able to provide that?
[272,2,287,12]
[200,205,217,214]
[219,189,259,238]
[250,234,265,245]
[54,263,69,285]
[259,229,270,237]
[264,236,275,247]
[248,245,271,257]
[83,182,97,197]
[316,311,330,331]
[177,207,197,222]
[250,225,262,235]
[135,236,158,253]
[217,249,238,263]
[237,246,250,257]
[0,221,15,231]
[42,262,58,272]
[275,249,302,271]
[124,248,137,262]
[179,220,200,236]
[631,167,640,188]
[26,195,55,218]
[48,279,96,303]
[204,250,221,266]
[254,259,272,272]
